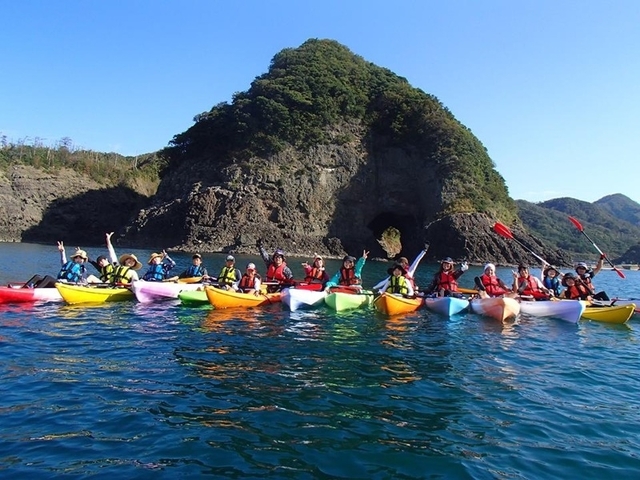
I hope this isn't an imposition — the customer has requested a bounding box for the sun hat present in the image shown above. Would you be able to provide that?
[387,263,407,276]
[544,266,559,276]
[70,249,88,260]
[398,257,409,265]
[119,253,142,270]
[246,262,256,271]
[483,263,496,272]
[192,253,202,259]
[441,257,454,264]
[147,252,163,264]
[343,255,356,263]
[575,262,588,270]
[226,255,235,261]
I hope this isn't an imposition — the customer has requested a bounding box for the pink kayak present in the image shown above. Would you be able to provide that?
[0,285,63,304]
[131,280,205,303]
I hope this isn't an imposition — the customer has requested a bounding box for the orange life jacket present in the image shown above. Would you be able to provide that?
[563,283,591,300]
[436,270,458,292]
[266,262,288,282]
[304,267,326,284]
[480,273,510,297]
[339,267,361,286]
[517,275,548,299]
[239,273,260,291]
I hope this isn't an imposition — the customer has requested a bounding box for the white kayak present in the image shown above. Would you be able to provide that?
[281,288,327,311]
[519,299,586,323]
[424,296,469,317]
[131,280,204,303]
[470,297,520,321]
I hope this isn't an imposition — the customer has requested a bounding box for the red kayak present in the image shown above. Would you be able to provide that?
[0,285,63,304]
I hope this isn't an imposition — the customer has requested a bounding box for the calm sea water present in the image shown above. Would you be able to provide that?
[2,243,640,479]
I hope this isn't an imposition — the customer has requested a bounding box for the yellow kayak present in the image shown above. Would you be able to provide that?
[55,283,134,304]
[581,303,636,324]
[373,293,423,316]
[205,286,281,309]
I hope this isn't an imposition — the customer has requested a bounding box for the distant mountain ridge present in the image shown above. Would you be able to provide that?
[517,193,640,263]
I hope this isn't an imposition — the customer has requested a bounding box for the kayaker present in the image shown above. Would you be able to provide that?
[474,263,514,298]
[373,245,429,292]
[257,239,294,290]
[87,232,119,283]
[385,263,414,297]
[234,262,262,296]
[179,253,210,281]
[217,255,241,290]
[302,255,330,286]
[575,257,609,300]
[56,241,89,284]
[142,251,176,282]
[541,265,563,297]
[424,257,468,297]
[112,253,142,285]
[512,264,553,300]
[325,251,369,292]
[560,273,593,301]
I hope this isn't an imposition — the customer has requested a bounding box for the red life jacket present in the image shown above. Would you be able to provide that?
[239,274,260,291]
[480,273,510,297]
[436,271,458,292]
[266,262,288,282]
[563,283,591,300]
[517,275,548,299]
[339,267,361,286]
[304,267,326,284]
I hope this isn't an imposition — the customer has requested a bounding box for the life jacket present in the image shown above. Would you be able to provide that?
[435,270,458,292]
[388,275,409,295]
[112,265,133,285]
[563,283,591,300]
[339,267,361,286]
[57,261,85,283]
[577,275,596,295]
[304,267,326,284]
[543,277,561,296]
[218,266,238,286]
[100,263,115,283]
[143,264,165,282]
[517,275,548,299]
[266,262,288,283]
[480,273,510,297]
[184,265,205,278]
[239,273,261,291]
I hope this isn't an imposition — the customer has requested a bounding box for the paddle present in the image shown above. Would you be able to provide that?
[492,223,550,266]
[568,216,625,279]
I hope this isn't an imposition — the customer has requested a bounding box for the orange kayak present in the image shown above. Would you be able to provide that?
[205,286,281,309]
[470,297,520,321]
[373,293,423,316]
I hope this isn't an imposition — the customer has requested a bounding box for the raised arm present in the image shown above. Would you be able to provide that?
[105,232,118,264]
[57,241,67,265]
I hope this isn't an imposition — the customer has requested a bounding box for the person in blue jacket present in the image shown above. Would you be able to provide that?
[324,250,369,291]
[142,250,176,281]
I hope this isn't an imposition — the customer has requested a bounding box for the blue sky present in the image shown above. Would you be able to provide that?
[1,1,639,204]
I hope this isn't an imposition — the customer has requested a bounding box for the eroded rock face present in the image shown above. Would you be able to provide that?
[121,141,561,266]
[0,165,150,245]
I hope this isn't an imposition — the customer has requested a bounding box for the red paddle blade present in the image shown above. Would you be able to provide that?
[613,266,626,279]
[568,216,584,231]
[493,222,514,239]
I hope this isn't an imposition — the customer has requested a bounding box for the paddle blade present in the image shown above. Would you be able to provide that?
[493,222,514,239]
[614,267,626,279]
[568,216,584,232]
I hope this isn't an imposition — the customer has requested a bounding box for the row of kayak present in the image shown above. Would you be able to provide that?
[1,280,636,324]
